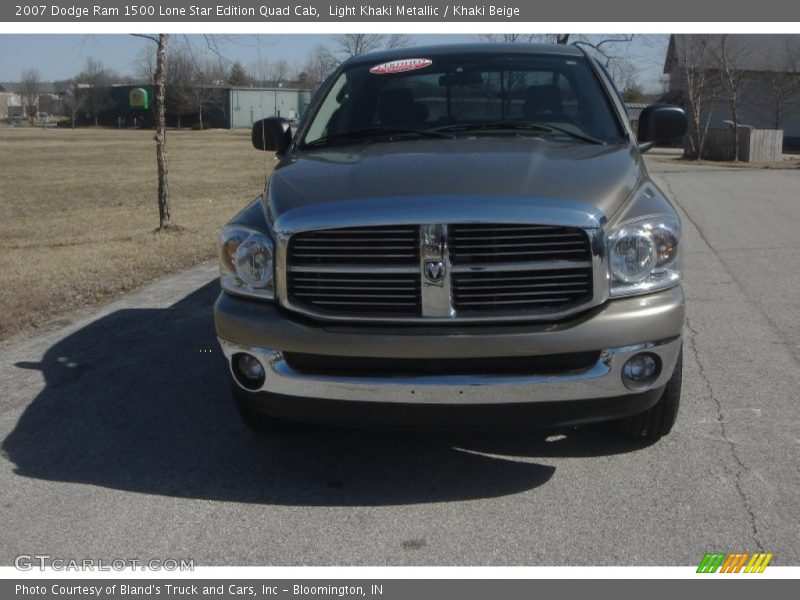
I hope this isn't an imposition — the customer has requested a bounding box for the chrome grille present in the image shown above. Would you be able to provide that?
[284,223,597,321]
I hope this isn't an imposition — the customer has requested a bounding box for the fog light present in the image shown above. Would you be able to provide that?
[622,352,660,389]
[232,353,265,390]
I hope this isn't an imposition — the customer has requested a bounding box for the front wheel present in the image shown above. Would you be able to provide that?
[619,347,682,441]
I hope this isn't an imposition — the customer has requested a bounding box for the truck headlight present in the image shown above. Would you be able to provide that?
[608,216,681,297]
[219,225,274,300]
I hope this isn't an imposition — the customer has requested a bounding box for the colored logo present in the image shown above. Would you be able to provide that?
[369,58,433,75]
[697,552,773,573]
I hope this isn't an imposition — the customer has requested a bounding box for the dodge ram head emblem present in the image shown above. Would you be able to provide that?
[424,259,445,283]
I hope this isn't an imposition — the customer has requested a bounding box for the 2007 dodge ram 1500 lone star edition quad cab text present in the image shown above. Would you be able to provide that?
[213,43,689,440]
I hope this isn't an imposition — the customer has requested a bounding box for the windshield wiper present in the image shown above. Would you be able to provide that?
[303,127,455,148]
[434,121,607,145]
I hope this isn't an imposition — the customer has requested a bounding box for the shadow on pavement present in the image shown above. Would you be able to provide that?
[2,281,648,506]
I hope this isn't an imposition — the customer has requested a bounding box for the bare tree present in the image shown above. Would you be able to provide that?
[712,35,751,161]
[622,82,646,103]
[248,57,269,86]
[385,34,412,49]
[189,59,222,128]
[658,74,671,96]
[77,57,116,126]
[270,58,290,84]
[135,45,157,82]
[332,34,411,59]
[153,35,171,228]
[571,35,635,63]
[475,33,636,86]
[302,44,338,92]
[133,33,173,231]
[130,33,234,228]
[607,58,638,93]
[671,35,718,160]
[61,80,85,129]
[165,48,196,128]
[333,34,384,58]
[479,33,636,53]
[766,36,800,129]
[20,68,41,124]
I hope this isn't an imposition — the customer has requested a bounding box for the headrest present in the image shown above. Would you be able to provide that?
[523,85,562,118]
[378,88,422,128]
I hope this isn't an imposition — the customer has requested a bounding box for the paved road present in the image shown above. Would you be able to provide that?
[1,159,798,566]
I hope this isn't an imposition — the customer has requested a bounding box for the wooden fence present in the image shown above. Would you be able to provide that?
[701,127,784,162]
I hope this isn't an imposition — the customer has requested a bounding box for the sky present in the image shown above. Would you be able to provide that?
[0,34,669,91]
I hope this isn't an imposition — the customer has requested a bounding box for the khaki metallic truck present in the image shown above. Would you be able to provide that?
[214,44,688,440]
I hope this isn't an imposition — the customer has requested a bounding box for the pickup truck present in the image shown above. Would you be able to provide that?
[213,43,688,440]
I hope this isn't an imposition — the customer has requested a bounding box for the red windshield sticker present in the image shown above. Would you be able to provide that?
[369,58,433,75]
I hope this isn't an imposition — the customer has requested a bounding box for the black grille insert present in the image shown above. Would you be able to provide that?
[452,267,593,312]
[288,225,418,266]
[288,271,421,316]
[283,351,601,377]
[450,224,591,264]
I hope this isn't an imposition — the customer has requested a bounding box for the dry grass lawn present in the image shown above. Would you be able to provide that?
[0,127,272,340]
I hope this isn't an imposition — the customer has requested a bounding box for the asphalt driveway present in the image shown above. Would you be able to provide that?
[1,158,798,565]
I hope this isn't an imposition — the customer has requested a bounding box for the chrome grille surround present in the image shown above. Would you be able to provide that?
[273,196,609,323]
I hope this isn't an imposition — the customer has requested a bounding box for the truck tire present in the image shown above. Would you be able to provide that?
[620,347,682,441]
[231,384,299,433]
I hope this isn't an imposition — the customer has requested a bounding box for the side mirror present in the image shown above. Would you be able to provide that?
[637,104,688,153]
[252,117,292,153]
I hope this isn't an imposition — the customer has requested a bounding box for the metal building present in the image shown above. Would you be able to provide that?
[228,87,311,127]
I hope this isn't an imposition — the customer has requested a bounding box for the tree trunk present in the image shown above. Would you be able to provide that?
[94,115,98,127]
[198,106,203,129]
[686,118,699,160]
[154,33,171,230]
[731,96,739,162]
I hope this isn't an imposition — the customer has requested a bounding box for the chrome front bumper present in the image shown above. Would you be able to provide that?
[218,336,681,405]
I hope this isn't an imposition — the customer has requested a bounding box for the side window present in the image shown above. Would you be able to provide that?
[304,74,348,142]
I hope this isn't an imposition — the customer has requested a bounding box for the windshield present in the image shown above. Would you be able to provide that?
[301,52,626,147]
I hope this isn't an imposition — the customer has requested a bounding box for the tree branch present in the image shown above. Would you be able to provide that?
[131,33,159,44]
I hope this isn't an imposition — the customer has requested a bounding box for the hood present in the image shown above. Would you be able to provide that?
[266,136,643,230]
